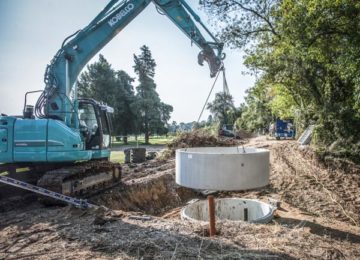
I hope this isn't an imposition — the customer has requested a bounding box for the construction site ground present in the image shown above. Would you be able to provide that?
[1,137,359,259]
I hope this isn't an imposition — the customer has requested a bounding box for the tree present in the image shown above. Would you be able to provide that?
[113,70,138,140]
[200,0,280,49]
[78,54,137,143]
[170,121,178,133]
[206,115,213,126]
[235,79,273,132]
[206,92,235,125]
[133,45,173,144]
[268,84,297,120]
[78,54,117,104]
[203,0,360,153]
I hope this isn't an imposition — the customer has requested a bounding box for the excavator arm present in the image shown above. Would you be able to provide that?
[37,0,224,126]
[153,0,223,76]
[0,0,225,201]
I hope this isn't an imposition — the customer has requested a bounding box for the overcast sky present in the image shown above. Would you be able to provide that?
[0,0,255,123]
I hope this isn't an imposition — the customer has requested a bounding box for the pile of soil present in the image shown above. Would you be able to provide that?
[270,142,360,226]
[163,130,243,158]
[235,129,254,139]
[237,137,360,226]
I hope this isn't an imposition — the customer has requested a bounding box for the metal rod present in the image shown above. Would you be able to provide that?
[23,90,43,113]
[0,176,94,209]
[244,208,248,221]
[208,195,216,236]
[197,66,223,123]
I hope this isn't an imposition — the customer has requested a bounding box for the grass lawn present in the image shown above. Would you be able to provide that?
[112,135,174,147]
[0,167,30,176]
[110,151,125,163]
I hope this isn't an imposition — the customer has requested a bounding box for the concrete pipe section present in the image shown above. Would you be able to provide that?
[176,147,269,190]
[181,198,275,224]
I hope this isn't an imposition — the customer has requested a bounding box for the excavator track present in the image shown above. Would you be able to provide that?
[37,160,121,202]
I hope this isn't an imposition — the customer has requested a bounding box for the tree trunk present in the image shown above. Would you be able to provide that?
[123,136,128,145]
[145,131,150,144]
[144,117,150,144]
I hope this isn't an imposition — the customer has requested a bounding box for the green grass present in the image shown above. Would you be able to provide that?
[112,135,174,147]
[17,167,30,173]
[110,151,125,163]
[0,167,30,176]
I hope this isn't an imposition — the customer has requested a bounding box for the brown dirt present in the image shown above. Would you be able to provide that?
[0,136,359,259]
[162,130,244,159]
[91,159,196,215]
[245,136,360,226]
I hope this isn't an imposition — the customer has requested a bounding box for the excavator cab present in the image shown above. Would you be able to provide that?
[78,99,113,151]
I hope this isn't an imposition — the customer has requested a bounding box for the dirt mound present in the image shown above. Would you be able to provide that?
[162,130,243,159]
[270,142,360,226]
[245,138,360,227]
[236,129,254,139]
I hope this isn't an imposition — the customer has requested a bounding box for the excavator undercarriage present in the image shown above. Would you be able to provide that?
[0,161,121,204]
[38,160,121,196]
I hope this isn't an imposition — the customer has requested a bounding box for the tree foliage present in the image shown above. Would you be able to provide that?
[78,48,173,143]
[235,80,273,132]
[133,45,173,144]
[206,92,235,125]
[78,54,137,137]
[203,0,360,155]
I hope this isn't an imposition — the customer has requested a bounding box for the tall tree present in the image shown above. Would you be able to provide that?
[133,45,173,144]
[78,54,137,141]
[235,80,273,132]
[206,92,235,125]
[78,54,117,103]
[113,70,137,140]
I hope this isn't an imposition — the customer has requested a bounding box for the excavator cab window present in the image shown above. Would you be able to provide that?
[78,100,101,150]
[78,99,113,150]
[100,110,111,149]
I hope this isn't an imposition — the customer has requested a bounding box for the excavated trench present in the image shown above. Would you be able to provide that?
[91,160,198,215]
[89,159,275,227]
[0,159,198,215]
[90,153,274,222]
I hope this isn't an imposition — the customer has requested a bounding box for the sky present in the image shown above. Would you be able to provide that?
[0,0,255,123]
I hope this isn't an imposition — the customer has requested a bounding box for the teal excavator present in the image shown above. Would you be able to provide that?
[0,0,224,198]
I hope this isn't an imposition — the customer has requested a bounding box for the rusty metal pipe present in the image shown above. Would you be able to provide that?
[208,195,216,236]
[244,208,248,221]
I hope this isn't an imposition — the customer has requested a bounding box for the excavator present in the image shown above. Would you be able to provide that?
[0,0,224,201]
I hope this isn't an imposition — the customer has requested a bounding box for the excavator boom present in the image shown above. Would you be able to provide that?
[39,0,224,125]
[0,0,224,202]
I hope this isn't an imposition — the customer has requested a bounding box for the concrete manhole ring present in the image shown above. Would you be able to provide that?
[181,198,275,224]
[176,147,270,190]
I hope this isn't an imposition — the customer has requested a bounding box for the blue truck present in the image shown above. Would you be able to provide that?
[270,119,296,140]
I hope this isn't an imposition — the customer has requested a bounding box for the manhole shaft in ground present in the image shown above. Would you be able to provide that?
[181,198,275,224]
